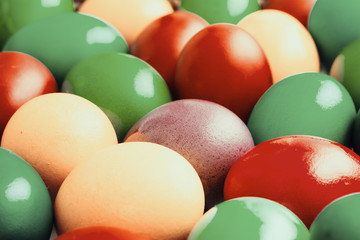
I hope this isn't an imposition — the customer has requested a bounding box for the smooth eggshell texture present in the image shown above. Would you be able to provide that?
[131,10,208,92]
[174,23,272,122]
[1,93,118,199]
[78,0,174,46]
[263,0,317,27]
[238,9,320,83]
[0,51,57,136]
[125,99,254,208]
[55,142,205,240]
[224,135,360,228]
[55,226,150,240]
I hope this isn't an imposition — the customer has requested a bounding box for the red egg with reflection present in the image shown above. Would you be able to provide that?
[0,51,57,136]
[224,135,360,228]
[263,0,317,27]
[55,226,150,240]
[131,11,208,93]
[174,23,272,122]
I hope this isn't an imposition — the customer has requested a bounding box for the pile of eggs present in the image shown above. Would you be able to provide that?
[2,0,360,239]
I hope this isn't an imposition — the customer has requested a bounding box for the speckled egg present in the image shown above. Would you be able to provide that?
[125,99,254,208]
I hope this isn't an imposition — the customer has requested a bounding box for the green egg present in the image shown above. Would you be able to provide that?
[188,197,309,240]
[63,52,172,141]
[3,12,128,86]
[180,0,259,24]
[308,0,360,70]
[0,147,53,240]
[310,193,360,240]
[247,72,356,146]
[0,0,74,48]
[330,39,360,110]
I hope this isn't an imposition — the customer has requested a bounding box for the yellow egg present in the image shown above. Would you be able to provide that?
[55,142,205,240]
[78,0,174,47]
[1,93,118,199]
[238,9,320,83]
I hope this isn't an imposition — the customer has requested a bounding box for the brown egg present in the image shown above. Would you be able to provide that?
[55,142,205,240]
[78,0,174,47]
[1,93,118,199]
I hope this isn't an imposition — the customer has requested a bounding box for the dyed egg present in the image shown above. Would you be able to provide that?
[180,0,260,24]
[174,23,272,122]
[131,11,208,93]
[247,72,356,146]
[1,93,118,199]
[238,9,320,83]
[224,135,360,228]
[308,0,360,70]
[310,193,360,240]
[55,226,150,240]
[0,0,74,47]
[0,147,53,240]
[3,12,128,86]
[55,142,205,240]
[188,197,309,240]
[330,39,360,109]
[0,51,57,137]
[262,0,316,27]
[63,52,171,140]
[125,99,254,208]
[351,110,360,155]
[78,0,173,46]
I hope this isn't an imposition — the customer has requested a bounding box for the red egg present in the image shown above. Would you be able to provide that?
[55,226,150,240]
[263,0,317,27]
[0,51,57,136]
[174,23,272,122]
[131,11,208,93]
[224,135,360,228]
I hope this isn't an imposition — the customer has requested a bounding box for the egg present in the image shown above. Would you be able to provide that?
[55,142,205,240]
[125,99,254,209]
[0,147,53,240]
[78,0,174,47]
[238,9,320,83]
[1,93,118,199]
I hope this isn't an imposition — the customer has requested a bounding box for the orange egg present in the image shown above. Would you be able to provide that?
[238,9,320,83]
[78,0,174,47]
[55,142,205,240]
[1,93,118,199]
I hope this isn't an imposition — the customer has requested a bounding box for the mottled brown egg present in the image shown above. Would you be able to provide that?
[55,142,205,240]
[125,99,254,208]
[1,93,118,199]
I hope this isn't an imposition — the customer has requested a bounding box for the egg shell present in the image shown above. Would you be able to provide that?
[247,72,356,147]
[63,52,172,140]
[125,99,254,208]
[55,142,205,240]
[0,0,74,47]
[180,0,260,24]
[1,93,118,199]
[78,0,173,46]
[0,147,53,240]
[3,12,128,86]
[55,226,150,240]
[0,51,57,137]
[224,135,360,228]
[188,197,309,240]
[238,9,320,83]
[131,10,209,93]
[174,23,272,122]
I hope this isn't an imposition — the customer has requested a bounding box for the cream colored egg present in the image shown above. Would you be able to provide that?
[1,93,118,199]
[55,142,205,240]
[78,0,174,47]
